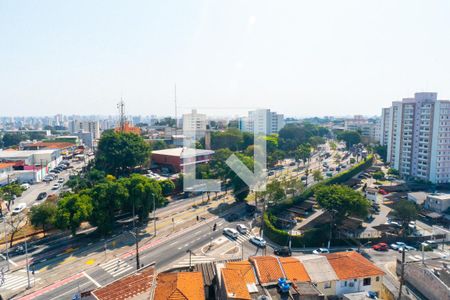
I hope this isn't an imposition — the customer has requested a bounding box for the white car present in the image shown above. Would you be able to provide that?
[390,242,406,250]
[20,183,30,190]
[250,236,267,247]
[52,183,60,190]
[223,228,239,239]
[57,178,64,184]
[398,245,416,252]
[312,248,330,254]
[236,224,249,234]
[12,203,26,215]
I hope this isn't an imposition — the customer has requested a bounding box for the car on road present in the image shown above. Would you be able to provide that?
[274,246,292,257]
[250,236,266,247]
[398,245,416,252]
[301,175,307,181]
[372,242,389,251]
[12,203,26,215]
[223,228,239,239]
[268,171,275,176]
[36,192,48,201]
[57,178,65,184]
[43,175,54,182]
[52,183,60,190]
[390,242,406,250]
[236,224,249,234]
[312,248,329,254]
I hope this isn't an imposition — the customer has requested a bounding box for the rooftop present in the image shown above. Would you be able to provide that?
[0,162,15,170]
[296,255,338,283]
[154,272,205,300]
[428,193,450,201]
[324,251,385,280]
[151,147,214,158]
[278,257,310,283]
[225,261,257,285]
[221,268,251,300]
[249,256,284,285]
[91,266,155,300]
[0,149,57,159]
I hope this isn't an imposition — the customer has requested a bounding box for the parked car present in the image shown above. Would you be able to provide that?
[390,242,406,250]
[250,236,267,247]
[36,192,47,201]
[312,248,329,254]
[274,247,292,257]
[43,176,53,182]
[57,178,65,184]
[236,224,249,234]
[372,242,389,251]
[424,240,439,249]
[378,189,389,195]
[20,183,30,190]
[52,183,60,190]
[223,228,239,239]
[420,242,434,251]
[12,203,26,215]
[398,245,416,252]
[268,171,275,176]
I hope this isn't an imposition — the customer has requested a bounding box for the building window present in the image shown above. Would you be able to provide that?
[324,281,331,289]
[376,276,380,282]
[363,277,371,286]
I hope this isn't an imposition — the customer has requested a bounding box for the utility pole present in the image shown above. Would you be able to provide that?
[398,247,406,300]
[2,218,9,271]
[132,200,140,270]
[153,197,156,236]
[24,236,31,289]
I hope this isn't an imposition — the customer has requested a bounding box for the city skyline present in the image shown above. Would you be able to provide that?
[2,1,450,116]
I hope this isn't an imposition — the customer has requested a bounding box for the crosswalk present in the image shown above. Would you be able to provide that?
[100,258,133,277]
[407,254,423,261]
[235,233,253,245]
[172,255,217,268]
[0,274,38,291]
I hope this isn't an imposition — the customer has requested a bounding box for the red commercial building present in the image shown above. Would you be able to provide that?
[151,147,214,173]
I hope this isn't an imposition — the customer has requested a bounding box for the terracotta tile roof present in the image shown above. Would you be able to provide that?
[154,272,205,300]
[249,256,284,285]
[0,162,15,170]
[324,251,385,280]
[221,268,251,300]
[225,261,257,285]
[279,257,310,282]
[91,266,155,300]
[26,142,75,149]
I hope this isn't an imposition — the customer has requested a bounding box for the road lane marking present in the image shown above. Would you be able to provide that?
[82,271,101,288]
[18,272,84,300]
[0,254,18,266]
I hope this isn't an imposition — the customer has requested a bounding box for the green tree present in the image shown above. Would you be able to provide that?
[150,140,168,151]
[372,171,385,181]
[96,131,150,177]
[336,131,361,149]
[278,123,326,152]
[89,180,129,234]
[393,200,418,236]
[2,133,24,147]
[312,169,324,182]
[308,136,325,149]
[119,174,166,221]
[55,194,93,236]
[0,183,25,208]
[263,181,286,205]
[315,185,370,222]
[160,179,175,196]
[388,168,399,176]
[29,202,57,236]
[295,143,311,166]
[373,145,387,162]
[210,129,244,151]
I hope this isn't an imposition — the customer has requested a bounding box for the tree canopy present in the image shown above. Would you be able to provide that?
[29,202,57,236]
[55,194,93,236]
[336,131,361,149]
[96,131,150,177]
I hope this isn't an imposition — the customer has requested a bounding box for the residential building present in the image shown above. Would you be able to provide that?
[380,107,391,146]
[383,92,450,183]
[151,147,214,173]
[0,163,15,186]
[424,193,450,213]
[182,109,207,139]
[69,120,101,139]
[344,116,380,144]
[407,191,428,205]
[297,255,338,297]
[239,109,285,135]
[324,251,384,296]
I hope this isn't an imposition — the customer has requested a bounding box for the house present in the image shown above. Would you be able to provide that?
[424,193,450,213]
[249,256,285,286]
[297,255,339,297]
[324,251,385,297]
[154,271,205,300]
[364,188,378,202]
[91,266,155,300]
[151,147,214,173]
[0,163,15,186]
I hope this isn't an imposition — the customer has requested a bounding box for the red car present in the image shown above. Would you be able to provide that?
[378,189,389,195]
[372,242,389,251]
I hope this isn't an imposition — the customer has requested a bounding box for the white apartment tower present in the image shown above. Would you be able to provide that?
[239,109,285,135]
[383,92,450,184]
[182,109,207,139]
[69,120,101,140]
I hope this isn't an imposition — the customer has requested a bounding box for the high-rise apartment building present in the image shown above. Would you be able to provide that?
[182,109,207,139]
[239,109,285,135]
[69,120,101,140]
[382,92,450,183]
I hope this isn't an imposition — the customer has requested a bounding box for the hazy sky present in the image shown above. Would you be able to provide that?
[2,0,450,117]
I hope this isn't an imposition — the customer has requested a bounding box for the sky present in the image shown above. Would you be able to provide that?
[1,0,450,118]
